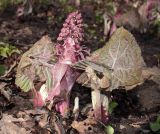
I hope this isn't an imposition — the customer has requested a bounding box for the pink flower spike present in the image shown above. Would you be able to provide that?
[46,11,90,116]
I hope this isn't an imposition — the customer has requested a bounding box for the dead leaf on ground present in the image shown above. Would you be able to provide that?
[71,110,99,133]
[15,27,33,37]
[0,114,30,134]
[71,118,97,134]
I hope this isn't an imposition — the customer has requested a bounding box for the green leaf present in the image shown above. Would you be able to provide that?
[150,122,160,132]
[95,11,103,23]
[0,64,6,76]
[0,42,21,57]
[150,116,160,132]
[157,116,160,123]
[105,3,116,15]
[105,125,114,134]
[109,101,118,114]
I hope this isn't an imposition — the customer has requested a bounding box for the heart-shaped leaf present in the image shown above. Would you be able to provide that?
[15,35,56,92]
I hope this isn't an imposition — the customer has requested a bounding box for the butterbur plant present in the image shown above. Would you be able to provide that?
[15,11,148,125]
[15,11,89,117]
[47,11,89,116]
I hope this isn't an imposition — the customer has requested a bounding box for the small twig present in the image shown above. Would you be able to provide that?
[129,121,147,126]
[129,117,149,127]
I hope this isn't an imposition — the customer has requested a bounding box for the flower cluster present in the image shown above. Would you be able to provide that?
[57,11,83,43]
[56,11,89,64]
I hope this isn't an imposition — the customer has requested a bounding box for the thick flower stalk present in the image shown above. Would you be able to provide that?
[47,11,89,116]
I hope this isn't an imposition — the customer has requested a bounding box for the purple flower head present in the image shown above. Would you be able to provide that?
[55,11,89,65]
[57,11,83,44]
